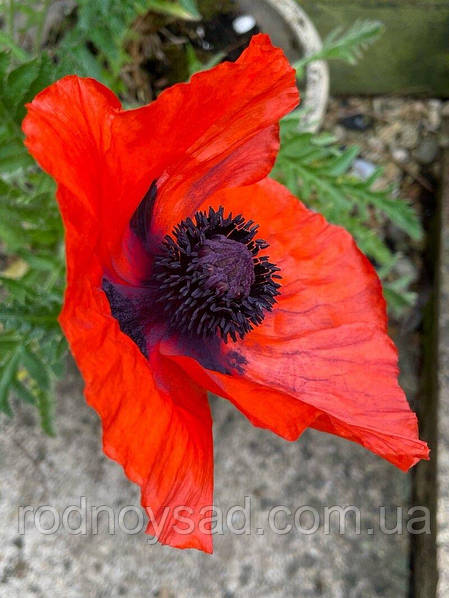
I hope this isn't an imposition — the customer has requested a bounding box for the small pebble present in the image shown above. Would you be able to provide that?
[367,135,385,156]
[378,123,401,146]
[431,162,441,178]
[233,15,256,35]
[196,25,205,38]
[333,124,346,142]
[427,99,442,131]
[391,147,409,163]
[396,124,419,150]
[415,137,439,165]
[404,161,420,177]
[352,158,376,180]
[372,98,384,115]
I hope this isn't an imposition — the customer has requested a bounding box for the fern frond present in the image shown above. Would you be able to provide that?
[295,20,384,78]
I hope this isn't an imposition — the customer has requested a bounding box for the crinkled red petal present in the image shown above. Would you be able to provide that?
[23,34,299,280]
[161,178,429,471]
[58,186,213,551]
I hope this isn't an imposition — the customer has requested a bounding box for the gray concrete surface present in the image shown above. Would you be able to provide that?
[0,352,418,598]
[437,150,449,597]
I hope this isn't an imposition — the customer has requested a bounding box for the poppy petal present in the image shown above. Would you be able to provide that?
[161,178,428,471]
[42,173,213,551]
[22,75,133,276]
[115,32,299,240]
[23,34,298,276]
[158,341,319,442]
[59,245,213,550]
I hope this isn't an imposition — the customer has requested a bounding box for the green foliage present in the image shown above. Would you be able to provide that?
[0,51,65,432]
[56,0,136,89]
[56,0,202,91]
[145,0,201,20]
[54,0,202,93]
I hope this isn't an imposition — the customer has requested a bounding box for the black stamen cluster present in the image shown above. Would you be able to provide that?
[153,206,281,342]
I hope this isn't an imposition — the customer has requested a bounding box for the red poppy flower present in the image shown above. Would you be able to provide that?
[23,34,428,553]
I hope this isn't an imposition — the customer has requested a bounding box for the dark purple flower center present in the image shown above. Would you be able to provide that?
[196,235,255,298]
[103,190,281,360]
[153,206,281,342]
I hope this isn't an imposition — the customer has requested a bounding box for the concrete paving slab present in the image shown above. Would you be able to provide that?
[0,356,417,598]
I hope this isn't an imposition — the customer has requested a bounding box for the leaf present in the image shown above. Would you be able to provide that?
[0,32,30,61]
[60,42,104,80]
[185,44,202,77]
[0,349,20,415]
[371,195,423,241]
[352,227,394,267]
[0,332,20,352]
[18,252,62,272]
[322,146,360,177]
[36,389,55,436]
[179,0,201,19]
[0,138,33,174]
[4,58,41,112]
[12,378,36,405]
[383,286,417,316]
[0,220,28,250]
[186,46,224,78]
[0,51,10,79]
[274,98,422,318]
[0,276,31,303]
[294,20,384,75]
[145,0,201,20]
[21,347,51,391]
[280,138,324,161]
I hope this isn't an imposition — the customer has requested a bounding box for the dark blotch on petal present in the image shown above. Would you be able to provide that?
[167,335,247,376]
[102,279,248,376]
[172,333,229,374]
[227,351,248,375]
[102,278,148,357]
[129,179,158,247]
